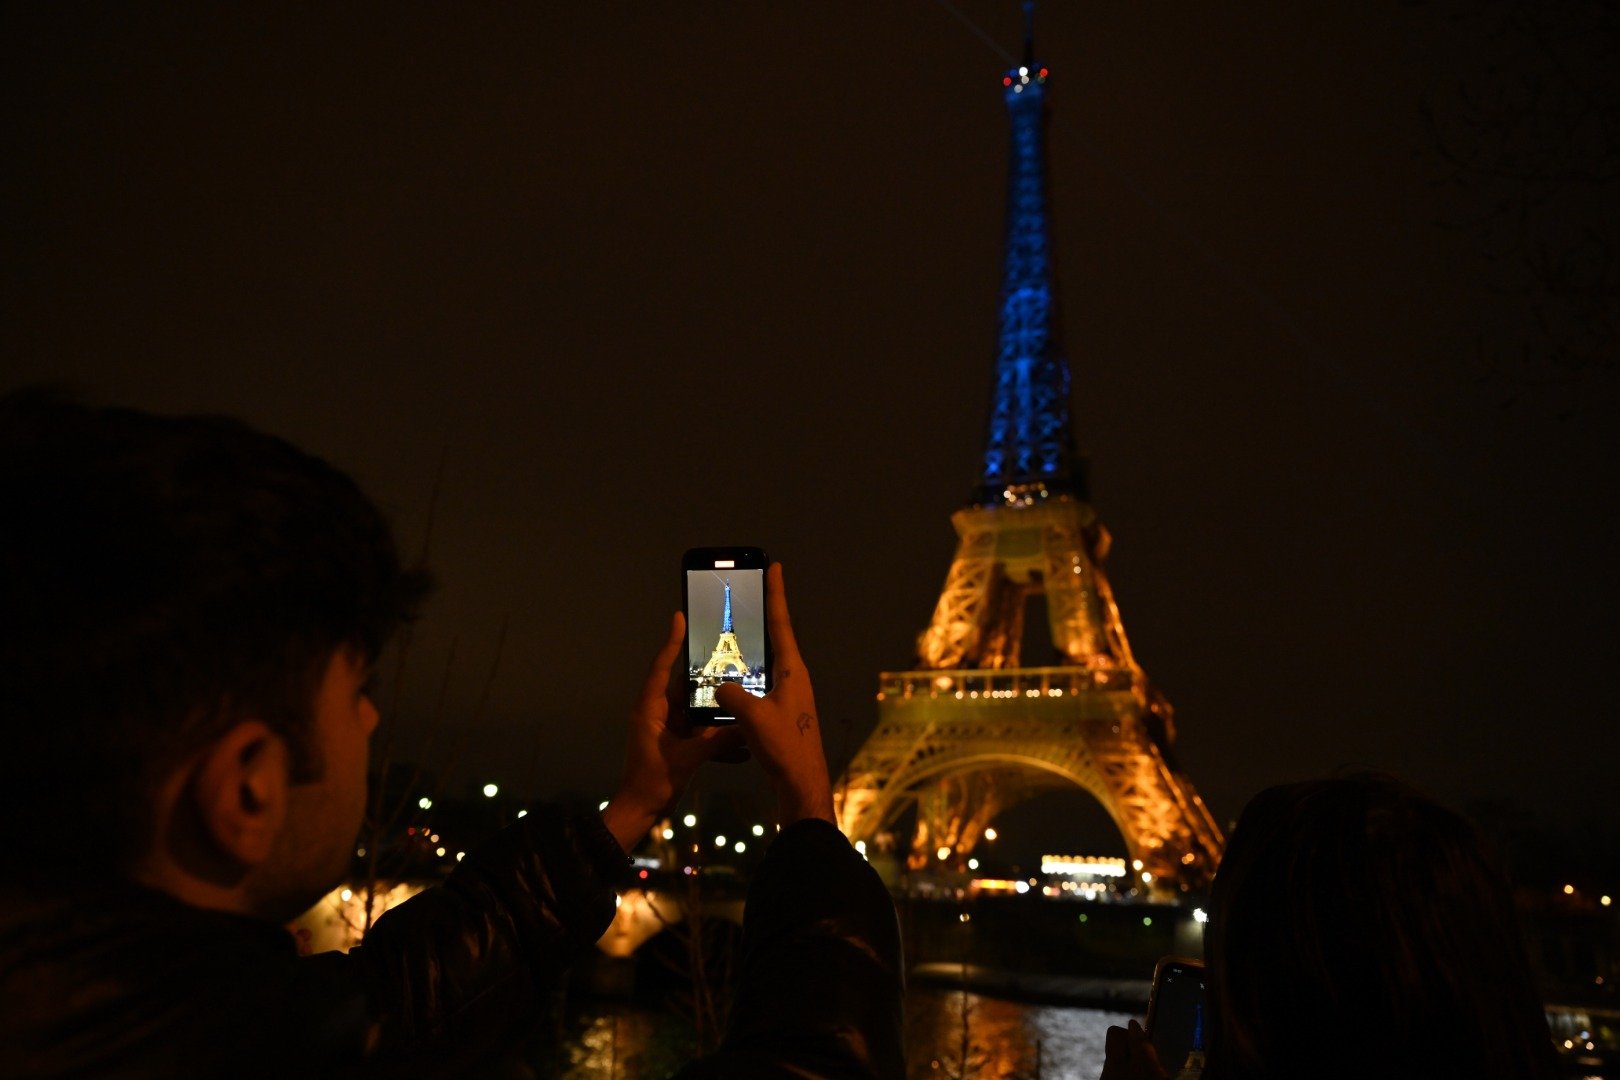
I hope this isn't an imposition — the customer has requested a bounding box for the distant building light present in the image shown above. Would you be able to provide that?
[340,888,353,902]
[661,828,675,840]
[1193,908,1209,924]
[969,878,1020,893]
[968,858,980,870]
[734,841,747,853]
[751,824,765,837]
[429,834,439,843]
[683,813,697,828]
[715,835,727,848]
[1041,856,1128,878]
[417,797,432,810]
[1142,872,1153,883]
[936,846,951,861]
[436,847,446,857]
[983,827,998,842]
[1132,859,1144,871]
[1014,881,1030,894]
[482,783,499,798]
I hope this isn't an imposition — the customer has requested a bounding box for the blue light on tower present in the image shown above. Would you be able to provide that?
[975,4,1085,507]
[721,578,733,634]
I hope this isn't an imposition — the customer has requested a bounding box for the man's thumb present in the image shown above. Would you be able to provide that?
[713,682,759,724]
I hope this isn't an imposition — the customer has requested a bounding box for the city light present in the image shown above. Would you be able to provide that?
[715,835,727,847]
[598,800,608,811]
[936,846,951,861]
[482,783,499,798]
[1041,856,1126,878]
[1142,872,1153,883]
[683,813,697,827]
[455,851,465,861]
[340,889,352,902]
[983,827,998,841]
[1143,917,1153,927]
[1564,884,1575,895]
[661,828,674,840]
[1194,908,1209,924]
[751,824,765,836]
[417,797,432,810]
[1132,859,1144,871]
[1603,896,1613,907]
[968,858,979,870]
[1014,881,1029,894]
[516,809,528,819]
[734,841,747,853]
[854,840,867,855]
[436,847,446,857]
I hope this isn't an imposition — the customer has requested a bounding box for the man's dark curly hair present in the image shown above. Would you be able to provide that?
[0,390,432,874]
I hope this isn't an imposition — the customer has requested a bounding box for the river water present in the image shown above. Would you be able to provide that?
[544,989,1133,1078]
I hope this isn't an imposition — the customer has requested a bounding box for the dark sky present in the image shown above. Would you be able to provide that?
[4,4,1616,860]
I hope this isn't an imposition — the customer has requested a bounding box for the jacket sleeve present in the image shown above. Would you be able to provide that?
[681,818,906,1079]
[335,804,629,1061]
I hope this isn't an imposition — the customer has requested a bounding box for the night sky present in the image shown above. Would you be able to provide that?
[5,4,1616,863]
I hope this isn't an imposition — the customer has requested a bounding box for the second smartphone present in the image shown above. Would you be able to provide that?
[1145,956,1207,1077]
[682,547,771,725]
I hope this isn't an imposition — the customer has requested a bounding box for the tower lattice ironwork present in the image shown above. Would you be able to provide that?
[835,22,1223,892]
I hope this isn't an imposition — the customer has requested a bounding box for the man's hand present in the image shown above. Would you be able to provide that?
[714,563,835,826]
[601,611,745,853]
[1099,1020,1168,1080]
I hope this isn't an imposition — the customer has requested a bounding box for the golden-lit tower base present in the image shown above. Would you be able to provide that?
[836,495,1224,892]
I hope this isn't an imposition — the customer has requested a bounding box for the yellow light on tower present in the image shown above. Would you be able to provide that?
[936,846,951,861]
[983,827,998,842]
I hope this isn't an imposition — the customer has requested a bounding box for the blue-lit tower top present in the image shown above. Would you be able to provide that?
[975,5,1085,507]
[721,578,734,634]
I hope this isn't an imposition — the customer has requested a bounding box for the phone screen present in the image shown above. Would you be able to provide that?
[685,561,768,717]
[1148,960,1207,1077]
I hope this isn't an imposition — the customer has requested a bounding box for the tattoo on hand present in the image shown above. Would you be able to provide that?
[796,712,814,735]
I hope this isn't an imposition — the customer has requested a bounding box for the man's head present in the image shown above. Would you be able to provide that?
[0,390,430,919]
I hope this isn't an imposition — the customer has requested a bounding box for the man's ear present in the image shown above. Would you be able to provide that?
[191,721,290,867]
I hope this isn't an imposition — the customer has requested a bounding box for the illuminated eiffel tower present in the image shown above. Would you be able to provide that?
[702,579,750,678]
[835,14,1223,891]
[694,579,750,707]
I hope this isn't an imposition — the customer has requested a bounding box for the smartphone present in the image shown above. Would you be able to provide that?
[1145,956,1207,1077]
[682,547,771,725]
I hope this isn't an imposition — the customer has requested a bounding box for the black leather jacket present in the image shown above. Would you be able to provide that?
[0,808,903,1077]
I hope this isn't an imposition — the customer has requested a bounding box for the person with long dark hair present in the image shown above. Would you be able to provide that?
[1103,774,1561,1079]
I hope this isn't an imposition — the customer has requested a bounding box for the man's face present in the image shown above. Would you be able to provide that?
[247,646,378,922]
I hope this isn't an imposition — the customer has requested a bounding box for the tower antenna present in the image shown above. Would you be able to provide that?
[1022,0,1036,69]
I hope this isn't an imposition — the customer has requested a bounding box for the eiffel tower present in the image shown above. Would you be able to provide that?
[694,579,751,707]
[835,14,1223,892]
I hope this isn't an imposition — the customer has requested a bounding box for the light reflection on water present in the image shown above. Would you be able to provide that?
[906,987,1135,1079]
[547,993,1132,1078]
